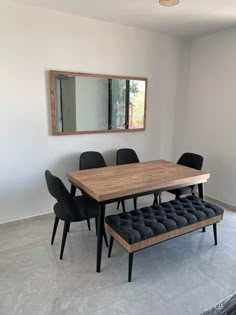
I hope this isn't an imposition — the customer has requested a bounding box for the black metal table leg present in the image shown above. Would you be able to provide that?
[198,183,204,199]
[96,204,105,273]
[198,183,206,232]
[70,184,76,197]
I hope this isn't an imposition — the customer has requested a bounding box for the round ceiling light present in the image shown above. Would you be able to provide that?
[159,0,179,6]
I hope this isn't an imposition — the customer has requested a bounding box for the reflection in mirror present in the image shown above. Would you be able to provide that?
[50,71,147,135]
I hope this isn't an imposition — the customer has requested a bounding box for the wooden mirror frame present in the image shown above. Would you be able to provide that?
[49,70,147,135]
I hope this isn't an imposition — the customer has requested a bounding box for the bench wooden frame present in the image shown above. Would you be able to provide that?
[106,214,223,282]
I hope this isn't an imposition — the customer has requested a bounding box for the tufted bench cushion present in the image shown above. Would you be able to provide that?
[105,196,224,245]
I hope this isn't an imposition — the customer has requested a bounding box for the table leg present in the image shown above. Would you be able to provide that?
[70,184,76,197]
[96,204,105,273]
[198,183,204,199]
[198,183,206,232]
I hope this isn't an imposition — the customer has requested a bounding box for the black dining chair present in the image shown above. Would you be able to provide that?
[80,151,106,170]
[160,152,204,202]
[70,151,107,230]
[116,148,159,211]
[70,151,107,195]
[45,170,108,260]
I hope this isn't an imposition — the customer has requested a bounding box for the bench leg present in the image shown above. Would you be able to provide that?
[128,253,134,282]
[202,227,206,233]
[108,236,114,258]
[133,198,137,210]
[213,223,217,245]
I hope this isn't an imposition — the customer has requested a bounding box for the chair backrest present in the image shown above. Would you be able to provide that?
[45,170,84,221]
[116,148,139,165]
[79,151,106,170]
[45,170,72,202]
[177,152,204,170]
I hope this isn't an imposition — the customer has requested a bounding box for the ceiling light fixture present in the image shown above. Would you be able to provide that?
[159,0,179,7]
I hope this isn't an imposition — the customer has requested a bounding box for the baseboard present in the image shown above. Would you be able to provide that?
[0,211,53,226]
[0,194,235,226]
[205,194,236,212]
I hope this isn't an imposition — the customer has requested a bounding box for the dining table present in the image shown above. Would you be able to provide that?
[67,159,210,273]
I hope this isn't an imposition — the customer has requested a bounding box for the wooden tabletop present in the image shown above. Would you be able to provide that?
[67,160,210,202]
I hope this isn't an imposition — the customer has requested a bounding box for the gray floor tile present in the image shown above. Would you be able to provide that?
[0,194,235,315]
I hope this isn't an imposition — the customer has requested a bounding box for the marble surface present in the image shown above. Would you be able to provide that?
[0,194,236,315]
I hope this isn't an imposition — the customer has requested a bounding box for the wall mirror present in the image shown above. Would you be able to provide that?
[49,70,147,135]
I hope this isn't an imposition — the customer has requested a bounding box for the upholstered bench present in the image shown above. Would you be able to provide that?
[105,196,224,282]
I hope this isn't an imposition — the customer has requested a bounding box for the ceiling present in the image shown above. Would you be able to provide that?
[11,0,236,37]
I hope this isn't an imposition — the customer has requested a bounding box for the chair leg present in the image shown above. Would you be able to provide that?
[117,201,120,210]
[108,236,114,258]
[202,227,206,233]
[87,219,91,231]
[159,192,162,204]
[175,194,181,200]
[95,217,98,236]
[128,253,134,282]
[70,184,76,196]
[213,223,217,245]
[60,222,70,260]
[133,198,137,210]
[121,200,126,213]
[51,216,59,245]
[153,193,159,205]
[103,230,108,248]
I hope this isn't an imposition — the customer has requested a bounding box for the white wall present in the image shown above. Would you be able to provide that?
[173,29,236,205]
[75,77,108,131]
[0,3,185,223]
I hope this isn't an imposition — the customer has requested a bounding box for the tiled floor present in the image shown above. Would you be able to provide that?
[1,194,236,315]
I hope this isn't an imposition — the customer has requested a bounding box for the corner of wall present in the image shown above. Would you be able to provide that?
[171,37,192,161]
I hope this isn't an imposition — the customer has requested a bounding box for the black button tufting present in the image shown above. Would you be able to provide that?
[105,196,224,245]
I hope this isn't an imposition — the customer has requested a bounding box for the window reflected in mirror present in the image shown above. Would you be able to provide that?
[50,71,147,135]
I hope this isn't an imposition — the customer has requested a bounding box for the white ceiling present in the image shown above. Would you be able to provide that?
[11,0,236,37]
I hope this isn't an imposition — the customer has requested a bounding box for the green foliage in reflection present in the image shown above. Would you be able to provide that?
[111,79,145,129]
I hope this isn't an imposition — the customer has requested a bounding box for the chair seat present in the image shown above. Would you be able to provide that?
[105,196,224,245]
[168,186,193,196]
[75,195,99,219]
[54,195,99,222]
